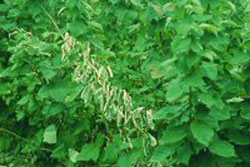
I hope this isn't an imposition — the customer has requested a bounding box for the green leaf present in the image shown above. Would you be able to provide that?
[51,144,66,160]
[109,0,120,5]
[117,153,131,167]
[77,144,100,162]
[90,37,104,49]
[95,135,105,148]
[176,144,192,165]
[200,93,224,110]
[16,111,25,121]
[69,149,79,163]
[191,40,203,54]
[228,130,250,145]
[87,21,104,32]
[209,140,236,158]
[0,83,10,95]
[202,62,218,80]
[237,147,250,163]
[141,6,158,22]
[230,51,249,65]
[174,21,193,37]
[44,102,65,117]
[39,60,57,80]
[171,37,191,54]
[153,105,182,121]
[43,124,57,144]
[186,54,201,68]
[160,125,188,145]
[129,139,144,162]
[199,23,220,36]
[68,21,86,37]
[190,120,214,146]
[38,79,83,102]
[130,0,142,7]
[193,14,213,22]
[209,107,230,120]
[166,78,187,102]
[102,143,119,163]
[227,1,236,14]
[0,136,11,151]
[240,102,250,120]
[17,94,30,105]
[65,87,83,102]
[210,36,230,52]
[150,144,176,162]
[8,9,20,18]
[184,71,205,88]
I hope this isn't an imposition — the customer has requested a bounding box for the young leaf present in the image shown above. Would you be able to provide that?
[69,148,79,163]
[43,124,57,144]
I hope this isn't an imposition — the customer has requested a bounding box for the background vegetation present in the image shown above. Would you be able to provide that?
[1,0,250,167]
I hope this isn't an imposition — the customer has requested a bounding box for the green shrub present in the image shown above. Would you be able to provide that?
[1,0,250,167]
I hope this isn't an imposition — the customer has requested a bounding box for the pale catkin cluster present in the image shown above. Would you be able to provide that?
[61,33,157,148]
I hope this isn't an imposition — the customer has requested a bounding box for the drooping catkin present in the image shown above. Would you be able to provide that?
[62,32,156,149]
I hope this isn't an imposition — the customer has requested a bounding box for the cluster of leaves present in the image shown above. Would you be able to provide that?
[0,22,153,167]
[1,0,250,167]
[0,1,158,166]
[152,0,250,167]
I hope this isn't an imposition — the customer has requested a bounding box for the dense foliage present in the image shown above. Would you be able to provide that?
[1,0,250,167]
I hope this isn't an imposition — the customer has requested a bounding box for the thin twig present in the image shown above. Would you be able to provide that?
[0,127,29,142]
[39,5,64,39]
[0,127,52,153]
